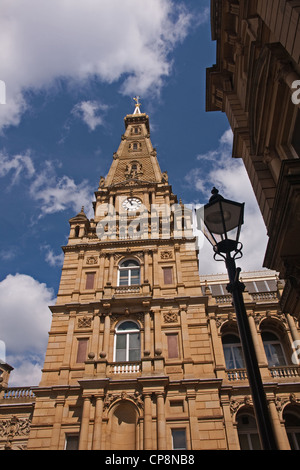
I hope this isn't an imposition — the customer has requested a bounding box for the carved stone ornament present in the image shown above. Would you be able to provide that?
[160,250,172,260]
[0,416,31,438]
[230,396,252,415]
[163,311,178,323]
[103,390,144,411]
[86,256,98,265]
[99,176,105,188]
[125,161,143,179]
[78,316,92,328]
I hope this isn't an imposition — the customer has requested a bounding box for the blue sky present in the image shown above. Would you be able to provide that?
[0,0,269,386]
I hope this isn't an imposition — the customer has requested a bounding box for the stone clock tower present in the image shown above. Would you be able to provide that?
[26,101,221,451]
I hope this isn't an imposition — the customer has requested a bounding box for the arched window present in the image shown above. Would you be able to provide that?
[114,321,140,362]
[283,408,300,450]
[118,259,140,286]
[261,331,287,367]
[237,413,261,450]
[74,225,80,237]
[222,334,245,369]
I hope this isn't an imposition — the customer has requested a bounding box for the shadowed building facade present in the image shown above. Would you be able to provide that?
[206,0,300,320]
[0,104,300,450]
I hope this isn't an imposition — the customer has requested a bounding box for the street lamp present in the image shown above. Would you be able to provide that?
[196,187,277,450]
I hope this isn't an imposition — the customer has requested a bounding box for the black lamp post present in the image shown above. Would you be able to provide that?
[196,187,278,450]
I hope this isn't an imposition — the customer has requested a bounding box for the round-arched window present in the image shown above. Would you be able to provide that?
[118,259,140,286]
[114,321,140,362]
[261,331,287,367]
[283,408,300,450]
[237,413,261,450]
[222,334,245,369]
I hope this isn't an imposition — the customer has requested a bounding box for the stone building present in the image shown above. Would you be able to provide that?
[206,0,300,320]
[1,104,300,450]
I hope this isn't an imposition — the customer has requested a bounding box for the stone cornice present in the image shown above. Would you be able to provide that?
[62,236,197,252]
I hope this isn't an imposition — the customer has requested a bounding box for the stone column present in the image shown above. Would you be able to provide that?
[143,393,152,450]
[92,395,104,450]
[156,392,166,450]
[248,312,271,379]
[180,307,191,359]
[174,244,182,284]
[59,311,76,384]
[152,249,158,288]
[144,250,149,282]
[50,398,65,449]
[153,309,162,354]
[102,314,111,357]
[221,397,240,450]
[278,61,300,109]
[286,313,300,343]
[79,396,91,450]
[91,311,100,358]
[208,314,225,375]
[248,313,268,366]
[268,398,290,450]
[186,391,200,449]
[98,255,105,290]
[108,253,114,284]
[144,311,151,354]
[73,251,85,299]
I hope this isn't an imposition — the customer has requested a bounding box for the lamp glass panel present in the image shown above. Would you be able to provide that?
[204,200,243,236]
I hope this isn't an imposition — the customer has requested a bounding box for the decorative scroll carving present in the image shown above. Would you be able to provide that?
[103,390,144,411]
[230,396,251,415]
[0,416,31,438]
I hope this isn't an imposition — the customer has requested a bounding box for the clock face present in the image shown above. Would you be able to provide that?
[122,197,142,212]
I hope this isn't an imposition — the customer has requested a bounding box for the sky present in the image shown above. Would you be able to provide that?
[0,0,269,386]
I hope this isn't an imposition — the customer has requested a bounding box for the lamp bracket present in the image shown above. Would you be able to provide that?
[213,242,243,261]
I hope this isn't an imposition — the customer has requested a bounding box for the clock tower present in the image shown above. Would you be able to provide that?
[27,101,221,451]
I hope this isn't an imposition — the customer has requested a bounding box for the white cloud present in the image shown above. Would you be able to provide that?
[0,151,94,218]
[186,129,269,274]
[0,0,201,130]
[0,248,17,261]
[0,273,54,386]
[29,161,94,218]
[6,355,46,387]
[72,100,108,131]
[42,244,64,267]
[0,150,35,184]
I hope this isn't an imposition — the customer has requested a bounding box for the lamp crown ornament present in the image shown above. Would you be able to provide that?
[209,187,224,203]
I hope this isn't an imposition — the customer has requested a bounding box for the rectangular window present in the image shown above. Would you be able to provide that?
[171,429,187,450]
[85,272,95,290]
[130,268,140,285]
[76,338,88,363]
[167,334,179,359]
[163,267,173,285]
[65,434,79,450]
[115,334,126,362]
[119,270,129,286]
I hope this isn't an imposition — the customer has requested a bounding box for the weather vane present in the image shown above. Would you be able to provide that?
[133,96,142,114]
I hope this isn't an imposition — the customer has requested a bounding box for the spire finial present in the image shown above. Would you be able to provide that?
[133,96,141,114]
